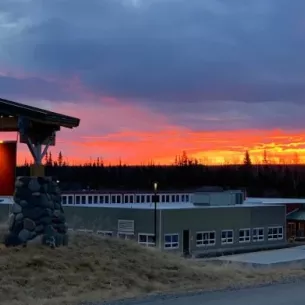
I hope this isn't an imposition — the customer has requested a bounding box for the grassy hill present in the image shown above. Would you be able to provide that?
[1,231,305,305]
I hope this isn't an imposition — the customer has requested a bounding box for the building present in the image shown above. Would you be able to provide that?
[244,197,305,240]
[0,189,287,256]
[63,202,286,256]
[61,189,286,256]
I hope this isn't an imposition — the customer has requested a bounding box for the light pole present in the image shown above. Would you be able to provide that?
[153,182,158,246]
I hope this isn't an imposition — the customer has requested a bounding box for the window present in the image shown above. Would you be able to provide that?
[181,195,185,202]
[93,196,98,204]
[77,229,93,233]
[62,196,67,205]
[268,226,283,241]
[97,231,113,237]
[161,195,165,202]
[165,195,170,203]
[175,195,179,202]
[105,195,109,204]
[111,195,116,203]
[136,195,140,203]
[68,196,73,205]
[239,228,250,243]
[171,195,175,202]
[141,195,145,203]
[236,193,244,205]
[164,234,179,249]
[252,228,264,242]
[185,195,189,202]
[81,196,86,204]
[146,195,150,203]
[99,196,104,204]
[130,195,134,203]
[118,232,134,240]
[152,195,159,202]
[124,195,129,203]
[116,195,121,204]
[76,195,80,204]
[138,233,156,247]
[287,222,296,236]
[196,231,216,246]
[221,230,234,244]
[88,196,92,204]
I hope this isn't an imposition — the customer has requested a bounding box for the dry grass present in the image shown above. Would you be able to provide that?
[1,231,305,305]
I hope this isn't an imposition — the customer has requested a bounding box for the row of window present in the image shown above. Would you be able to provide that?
[163,226,283,249]
[196,226,283,247]
[62,193,191,205]
[70,226,284,250]
[70,229,175,248]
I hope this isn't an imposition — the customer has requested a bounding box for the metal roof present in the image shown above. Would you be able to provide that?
[63,202,281,210]
[0,97,80,130]
[287,210,305,221]
[0,196,277,209]
[63,190,193,195]
[58,189,243,195]
[245,197,305,205]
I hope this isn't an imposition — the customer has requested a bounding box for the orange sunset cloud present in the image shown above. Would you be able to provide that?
[1,100,305,166]
[0,72,304,166]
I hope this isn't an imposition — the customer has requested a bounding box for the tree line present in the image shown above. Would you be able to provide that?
[16,150,305,198]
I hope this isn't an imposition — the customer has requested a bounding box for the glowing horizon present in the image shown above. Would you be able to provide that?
[0,98,304,166]
[2,127,305,166]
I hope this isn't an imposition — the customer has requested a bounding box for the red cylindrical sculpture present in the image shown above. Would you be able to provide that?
[0,141,17,196]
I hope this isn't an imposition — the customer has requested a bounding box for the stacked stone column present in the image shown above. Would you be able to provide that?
[4,176,68,248]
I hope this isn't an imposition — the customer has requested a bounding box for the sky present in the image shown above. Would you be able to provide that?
[1,0,305,165]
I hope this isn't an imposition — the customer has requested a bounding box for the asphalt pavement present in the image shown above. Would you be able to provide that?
[101,281,305,305]
[149,282,304,305]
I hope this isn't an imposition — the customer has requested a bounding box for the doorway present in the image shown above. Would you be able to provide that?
[182,229,190,257]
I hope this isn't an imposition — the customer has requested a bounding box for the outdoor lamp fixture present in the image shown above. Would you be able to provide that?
[153,182,158,246]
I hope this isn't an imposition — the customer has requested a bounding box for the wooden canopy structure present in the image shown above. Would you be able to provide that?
[0,97,80,176]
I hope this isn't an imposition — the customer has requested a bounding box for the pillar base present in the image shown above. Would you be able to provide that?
[4,176,68,248]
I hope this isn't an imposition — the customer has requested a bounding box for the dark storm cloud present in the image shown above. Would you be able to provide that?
[164,100,305,132]
[0,75,81,102]
[1,0,305,104]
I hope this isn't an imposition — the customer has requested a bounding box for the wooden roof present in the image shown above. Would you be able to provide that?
[0,97,80,131]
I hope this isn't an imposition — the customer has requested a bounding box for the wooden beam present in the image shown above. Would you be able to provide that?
[30,164,45,177]
[0,117,18,132]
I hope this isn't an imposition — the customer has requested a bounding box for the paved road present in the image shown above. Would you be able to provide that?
[109,281,305,305]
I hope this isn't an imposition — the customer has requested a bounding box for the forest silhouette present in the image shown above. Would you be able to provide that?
[15,150,305,198]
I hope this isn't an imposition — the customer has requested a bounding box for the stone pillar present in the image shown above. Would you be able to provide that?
[4,176,68,248]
